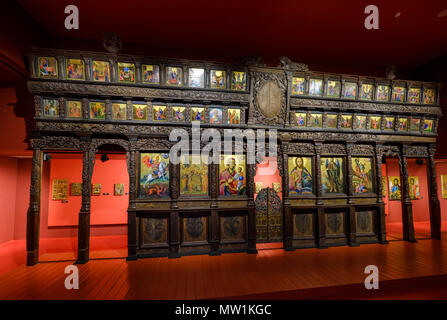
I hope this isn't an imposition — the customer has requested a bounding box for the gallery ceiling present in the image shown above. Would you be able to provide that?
[15,0,447,77]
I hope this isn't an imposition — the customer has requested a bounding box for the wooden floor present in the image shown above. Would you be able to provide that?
[1,235,447,299]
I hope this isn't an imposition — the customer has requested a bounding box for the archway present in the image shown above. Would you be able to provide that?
[88,144,129,259]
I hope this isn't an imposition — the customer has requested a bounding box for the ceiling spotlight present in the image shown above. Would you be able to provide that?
[437,9,447,18]
[100,154,109,162]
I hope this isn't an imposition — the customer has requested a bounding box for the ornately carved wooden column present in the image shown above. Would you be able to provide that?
[346,143,358,246]
[281,141,293,251]
[126,138,138,260]
[427,144,441,240]
[169,157,180,258]
[314,142,327,248]
[76,137,95,264]
[400,146,416,242]
[209,160,220,255]
[374,144,388,244]
[26,139,43,266]
[247,161,257,254]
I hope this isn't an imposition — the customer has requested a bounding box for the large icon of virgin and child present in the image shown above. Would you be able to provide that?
[288,157,313,195]
[219,155,246,196]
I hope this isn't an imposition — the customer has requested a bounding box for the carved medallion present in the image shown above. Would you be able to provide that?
[326,213,343,235]
[257,81,282,119]
[356,211,373,233]
[294,214,312,236]
[185,217,204,239]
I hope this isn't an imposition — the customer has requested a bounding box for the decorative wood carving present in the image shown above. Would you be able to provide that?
[249,71,287,125]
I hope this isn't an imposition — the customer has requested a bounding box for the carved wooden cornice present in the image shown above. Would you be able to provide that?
[290,97,441,116]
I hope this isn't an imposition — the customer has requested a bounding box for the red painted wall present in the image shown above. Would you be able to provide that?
[383,158,431,223]
[383,158,402,223]
[47,153,128,227]
[436,159,447,222]
[0,157,18,243]
[253,157,282,200]
[407,159,430,222]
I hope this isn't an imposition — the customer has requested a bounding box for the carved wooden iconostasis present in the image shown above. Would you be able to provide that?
[24,48,443,265]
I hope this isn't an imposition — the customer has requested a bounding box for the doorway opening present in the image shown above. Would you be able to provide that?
[382,158,404,241]
[435,159,447,237]
[39,152,81,262]
[253,157,283,250]
[89,146,128,259]
[407,158,431,239]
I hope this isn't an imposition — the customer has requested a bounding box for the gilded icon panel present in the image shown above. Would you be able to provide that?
[359,84,373,100]
[343,82,357,99]
[92,184,102,196]
[423,119,434,133]
[309,112,322,128]
[66,58,85,80]
[388,176,401,200]
[142,64,160,84]
[291,77,305,95]
[112,103,127,120]
[89,102,105,119]
[351,157,373,193]
[391,86,405,102]
[384,117,395,130]
[209,108,223,124]
[369,115,381,130]
[117,62,135,83]
[189,68,205,88]
[441,174,447,199]
[340,115,352,129]
[288,157,313,195]
[139,153,170,199]
[398,118,408,132]
[38,57,58,78]
[255,182,263,194]
[70,183,82,196]
[210,70,226,89]
[67,100,82,118]
[408,176,420,200]
[172,106,185,122]
[410,118,421,131]
[325,114,338,128]
[408,88,420,104]
[92,60,111,82]
[166,66,182,86]
[52,179,68,200]
[294,112,307,127]
[231,71,246,91]
[133,104,148,121]
[381,176,387,197]
[43,99,59,118]
[423,88,435,104]
[219,154,246,196]
[191,107,205,122]
[309,79,323,96]
[376,85,389,102]
[114,183,125,196]
[152,105,167,121]
[227,108,240,124]
[355,115,367,130]
[321,157,345,194]
[327,80,340,98]
[180,155,208,196]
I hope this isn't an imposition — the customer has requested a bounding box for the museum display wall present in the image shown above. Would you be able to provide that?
[18,47,444,264]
